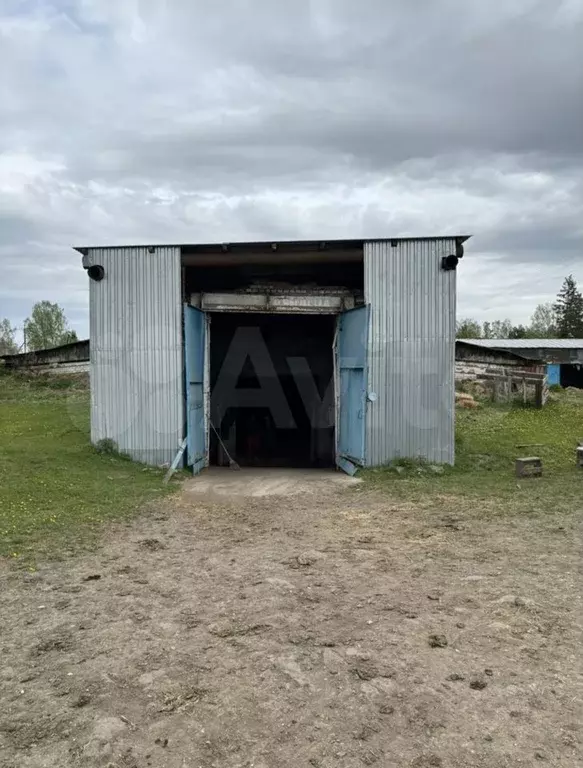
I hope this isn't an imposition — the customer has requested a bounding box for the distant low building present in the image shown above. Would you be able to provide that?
[462,339,583,388]
[0,339,89,375]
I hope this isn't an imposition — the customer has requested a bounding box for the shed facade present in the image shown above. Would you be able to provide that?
[463,339,583,390]
[86,246,183,465]
[365,239,458,465]
[79,237,468,471]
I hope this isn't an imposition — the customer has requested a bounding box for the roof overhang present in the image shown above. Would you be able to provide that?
[456,340,543,366]
[74,235,471,258]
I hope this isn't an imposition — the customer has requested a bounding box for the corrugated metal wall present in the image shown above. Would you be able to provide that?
[364,239,457,465]
[87,246,182,465]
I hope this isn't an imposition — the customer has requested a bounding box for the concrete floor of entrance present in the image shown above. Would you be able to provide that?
[183,467,361,498]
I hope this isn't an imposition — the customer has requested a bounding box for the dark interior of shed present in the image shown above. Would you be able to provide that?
[181,241,364,296]
[209,313,335,468]
[560,364,583,389]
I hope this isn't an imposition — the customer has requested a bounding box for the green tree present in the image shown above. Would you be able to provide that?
[23,301,76,351]
[0,318,18,355]
[456,318,482,338]
[483,319,513,339]
[509,324,529,339]
[61,330,79,345]
[529,303,557,338]
[554,276,583,338]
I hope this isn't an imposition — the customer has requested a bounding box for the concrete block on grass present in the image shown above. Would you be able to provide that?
[515,457,543,478]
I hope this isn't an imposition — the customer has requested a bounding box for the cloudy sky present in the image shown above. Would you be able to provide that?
[1,0,582,339]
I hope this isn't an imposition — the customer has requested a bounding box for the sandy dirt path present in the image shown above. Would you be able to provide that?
[1,469,581,767]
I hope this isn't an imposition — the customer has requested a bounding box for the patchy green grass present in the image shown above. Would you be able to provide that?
[364,392,583,509]
[2,369,581,564]
[0,371,178,565]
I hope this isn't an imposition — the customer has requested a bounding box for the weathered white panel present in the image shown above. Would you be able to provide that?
[192,291,355,313]
[87,246,182,465]
[364,239,458,465]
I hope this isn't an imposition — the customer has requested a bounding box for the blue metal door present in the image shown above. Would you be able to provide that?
[336,305,370,475]
[184,304,207,474]
[547,364,560,387]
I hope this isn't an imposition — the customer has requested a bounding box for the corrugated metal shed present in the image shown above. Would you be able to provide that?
[86,246,182,465]
[364,238,457,465]
[80,236,467,469]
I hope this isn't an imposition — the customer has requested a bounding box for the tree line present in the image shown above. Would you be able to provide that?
[457,275,583,340]
[0,302,78,355]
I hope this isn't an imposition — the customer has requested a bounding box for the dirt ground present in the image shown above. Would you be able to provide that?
[1,469,581,768]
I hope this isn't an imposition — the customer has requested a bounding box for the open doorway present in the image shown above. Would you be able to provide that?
[209,313,335,468]
[560,364,583,389]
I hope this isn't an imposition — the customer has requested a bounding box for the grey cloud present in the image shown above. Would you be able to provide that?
[0,211,41,245]
[477,223,583,257]
[0,0,582,331]
[161,1,583,156]
[8,1,581,188]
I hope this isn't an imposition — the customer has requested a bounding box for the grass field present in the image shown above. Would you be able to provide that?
[365,389,583,509]
[0,371,176,565]
[1,371,582,564]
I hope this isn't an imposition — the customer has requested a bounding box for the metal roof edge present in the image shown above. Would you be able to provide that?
[455,340,542,364]
[1,338,89,362]
[73,235,471,254]
[462,338,583,350]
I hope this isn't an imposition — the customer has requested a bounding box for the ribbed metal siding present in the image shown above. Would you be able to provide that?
[364,239,457,465]
[87,246,182,465]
